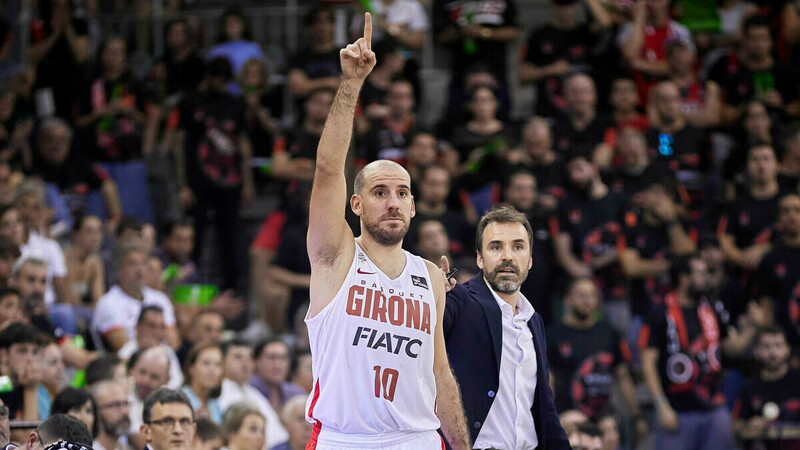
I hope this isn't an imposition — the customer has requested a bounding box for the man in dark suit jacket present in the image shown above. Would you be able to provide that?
[443,206,570,449]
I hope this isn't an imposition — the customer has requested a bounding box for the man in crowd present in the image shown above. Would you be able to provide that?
[357,79,420,164]
[734,326,800,440]
[156,219,197,287]
[444,206,570,449]
[127,346,172,436]
[22,414,94,449]
[92,246,179,352]
[140,388,195,450]
[515,117,566,209]
[91,379,132,450]
[177,309,224,363]
[118,306,182,388]
[219,339,288,448]
[551,73,613,168]
[607,128,665,198]
[249,338,304,412]
[0,323,43,421]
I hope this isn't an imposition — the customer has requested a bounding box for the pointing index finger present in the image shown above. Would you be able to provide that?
[364,12,372,49]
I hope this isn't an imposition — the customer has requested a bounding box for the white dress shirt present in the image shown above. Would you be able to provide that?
[219,378,290,448]
[474,281,538,450]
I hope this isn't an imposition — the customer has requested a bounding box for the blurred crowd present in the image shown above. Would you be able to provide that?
[0,0,797,449]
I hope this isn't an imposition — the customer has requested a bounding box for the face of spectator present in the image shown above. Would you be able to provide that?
[310,10,334,44]
[552,2,579,25]
[470,87,498,122]
[610,79,639,114]
[416,221,449,261]
[618,129,647,168]
[75,216,103,252]
[118,228,142,248]
[67,400,95,434]
[407,134,437,166]
[255,342,290,386]
[39,343,64,392]
[565,75,596,117]
[3,341,39,385]
[305,90,334,124]
[145,257,164,292]
[778,196,800,238]
[653,83,682,124]
[14,262,47,304]
[189,347,223,392]
[167,22,189,52]
[353,164,415,247]
[227,414,265,450]
[131,352,170,400]
[0,293,22,326]
[284,400,313,448]
[165,225,194,261]
[0,208,24,246]
[388,82,415,117]
[566,278,599,320]
[419,167,450,205]
[143,402,196,450]
[224,15,245,41]
[224,345,254,385]
[744,25,772,60]
[700,243,724,273]
[118,251,147,294]
[14,194,42,233]
[744,102,770,139]
[597,416,619,450]
[191,312,224,346]
[102,38,127,75]
[746,145,778,185]
[477,222,532,295]
[686,258,710,297]
[666,44,694,74]
[523,120,552,160]
[137,310,167,348]
[241,61,265,89]
[505,173,537,212]
[194,437,223,450]
[95,382,131,438]
[567,157,595,188]
[292,353,313,394]
[39,125,71,165]
[755,332,790,372]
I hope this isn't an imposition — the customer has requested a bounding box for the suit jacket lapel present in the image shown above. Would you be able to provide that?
[469,275,503,374]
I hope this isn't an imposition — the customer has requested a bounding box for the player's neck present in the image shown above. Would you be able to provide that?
[761,363,789,382]
[356,236,407,279]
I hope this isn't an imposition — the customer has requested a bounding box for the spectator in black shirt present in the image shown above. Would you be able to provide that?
[358,39,406,123]
[734,327,800,441]
[719,144,785,271]
[606,127,665,198]
[414,219,474,285]
[238,59,282,165]
[551,73,613,169]
[156,19,204,98]
[709,15,800,124]
[433,0,520,87]
[30,117,122,231]
[509,117,566,211]
[547,278,643,428]
[646,81,710,218]
[518,0,611,118]
[754,194,800,347]
[357,79,419,165]
[287,4,341,100]
[449,84,516,165]
[641,254,754,450]
[174,58,254,290]
[0,323,43,421]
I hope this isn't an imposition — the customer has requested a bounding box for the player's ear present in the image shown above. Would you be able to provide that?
[476,251,484,271]
[350,193,362,216]
[410,196,415,218]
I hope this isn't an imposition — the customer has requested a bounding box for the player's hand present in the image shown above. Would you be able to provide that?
[340,13,377,81]
[439,255,457,292]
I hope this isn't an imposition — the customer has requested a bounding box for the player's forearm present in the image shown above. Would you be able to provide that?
[435,367,471,450]
[316,79,363,176]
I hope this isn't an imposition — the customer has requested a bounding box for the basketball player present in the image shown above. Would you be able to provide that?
[304,13,471,450]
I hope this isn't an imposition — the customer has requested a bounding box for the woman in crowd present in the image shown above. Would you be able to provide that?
[65,215,105,310]
[51,387,98,438]
[223,403,267,450]
[182,343,224,424]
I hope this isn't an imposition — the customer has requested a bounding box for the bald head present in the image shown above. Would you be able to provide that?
[354,160,411,195]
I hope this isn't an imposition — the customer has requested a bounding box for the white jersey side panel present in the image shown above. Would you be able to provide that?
[305,242,440,434]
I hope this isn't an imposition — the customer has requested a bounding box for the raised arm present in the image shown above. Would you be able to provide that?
[307,14,376,315]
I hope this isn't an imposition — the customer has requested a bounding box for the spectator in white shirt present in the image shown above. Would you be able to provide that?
[92,246,180,352]
[118,306,183,390]
[218,339,288,449]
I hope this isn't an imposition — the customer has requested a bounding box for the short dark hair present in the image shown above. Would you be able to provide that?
[221,338,251,358]
[218,5,252,42]
[116,216,143,238]
[51,388,99,437]
[669,253,702,289]
[0,322,42,350]
[195,417,225,442]
[0,286,20,301]
[85,354,122,386]
[419,163,450,183]
[304,3,333,26]
[0,236,20,259]
[37,413,93,446]
[475,206,534,253]
[72,214,101,234]
[138,305,165,325]
[161,218,194,240]
[143,387,194,424]
[743,15,770,34]
[253,337,287,360]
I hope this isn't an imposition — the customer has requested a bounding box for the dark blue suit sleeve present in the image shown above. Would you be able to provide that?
[536,315,571,450]
[443,284,467,337]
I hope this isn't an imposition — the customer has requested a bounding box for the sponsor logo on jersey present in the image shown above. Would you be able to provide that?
[411,275,428,290]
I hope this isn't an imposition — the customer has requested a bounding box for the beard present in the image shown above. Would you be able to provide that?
[363,214,409,247]
[484,261,527,294]
[103,416,131,437]
[573,308,592,321]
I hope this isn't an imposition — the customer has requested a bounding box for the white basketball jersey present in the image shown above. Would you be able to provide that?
[305,242,441,434]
